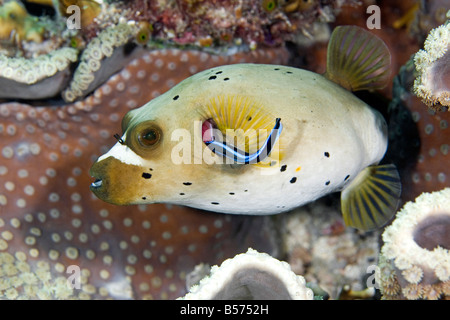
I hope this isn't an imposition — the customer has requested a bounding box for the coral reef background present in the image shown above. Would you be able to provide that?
[0,0,448,299]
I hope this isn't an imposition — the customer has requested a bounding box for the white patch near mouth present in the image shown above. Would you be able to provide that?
[97,136,144,166]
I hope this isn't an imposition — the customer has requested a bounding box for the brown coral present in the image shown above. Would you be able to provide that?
[0,47,289,299]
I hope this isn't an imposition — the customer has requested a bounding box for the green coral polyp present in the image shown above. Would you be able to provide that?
[0,0,45,43]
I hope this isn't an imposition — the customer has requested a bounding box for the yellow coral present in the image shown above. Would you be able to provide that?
[58,0,101,27]
[422,284,443,300]
[402,284,423,300]
[402,265,423,284]
[0,0,44,43]
[279,0,317,13]
[26,0,101,27]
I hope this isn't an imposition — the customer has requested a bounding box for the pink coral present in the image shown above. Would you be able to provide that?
[0,47,288,299]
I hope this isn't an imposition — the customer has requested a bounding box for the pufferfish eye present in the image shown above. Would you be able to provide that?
[126,120,163,156]
[138,128,160,147]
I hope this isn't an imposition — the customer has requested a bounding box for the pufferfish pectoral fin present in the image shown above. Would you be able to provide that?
[324,25,391,91]
[340,164,402,231]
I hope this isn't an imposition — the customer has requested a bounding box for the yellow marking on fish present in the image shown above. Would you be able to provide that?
[200,94,284,167]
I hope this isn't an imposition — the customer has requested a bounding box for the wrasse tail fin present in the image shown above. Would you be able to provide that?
[341,164,401,231]
[324,25,391,91]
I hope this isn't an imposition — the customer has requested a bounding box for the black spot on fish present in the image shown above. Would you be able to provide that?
[183,182,192,186]
[325,180,330,185]
[179,193,185,196]
[344,175,350,181]
[290,177,297,184]
[274,68,280,70]
[173,95,179,100]
[208,75,217,80]
[142,197,146,200]
[286,71,293,74]
[247,116,252,121]
[244,189,248,192]
[229,192,235,195]
[223,77,230,81]
[215,71,223,74]
[324,152,330,158]
[149,168,153,171]
[211,202,220,205]
[280,165,287,172]
[142,173,152,179]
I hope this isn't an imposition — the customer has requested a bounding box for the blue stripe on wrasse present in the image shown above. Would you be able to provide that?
[204,118,282,164]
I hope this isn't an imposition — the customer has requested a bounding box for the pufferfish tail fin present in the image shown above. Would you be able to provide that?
[341,164,401,231]
[324,25,391,91]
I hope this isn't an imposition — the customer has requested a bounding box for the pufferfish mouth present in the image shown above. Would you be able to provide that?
[89,160,106,193]
[89,156,144,205]
[90,179,103,189]
[89,175,106,200]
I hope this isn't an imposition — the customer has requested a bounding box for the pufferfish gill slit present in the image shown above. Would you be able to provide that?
[90,25,401,232]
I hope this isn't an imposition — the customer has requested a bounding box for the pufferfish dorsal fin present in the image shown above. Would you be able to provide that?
[324,25,391,91]
[340,164,401,231]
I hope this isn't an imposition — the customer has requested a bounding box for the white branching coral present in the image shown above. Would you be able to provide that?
[179,248,314,300]
[62,23,140,102]
[378,188,450,300]
[413,11,450,111]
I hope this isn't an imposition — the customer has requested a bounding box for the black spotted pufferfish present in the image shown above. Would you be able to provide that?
[90,26,402,231]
